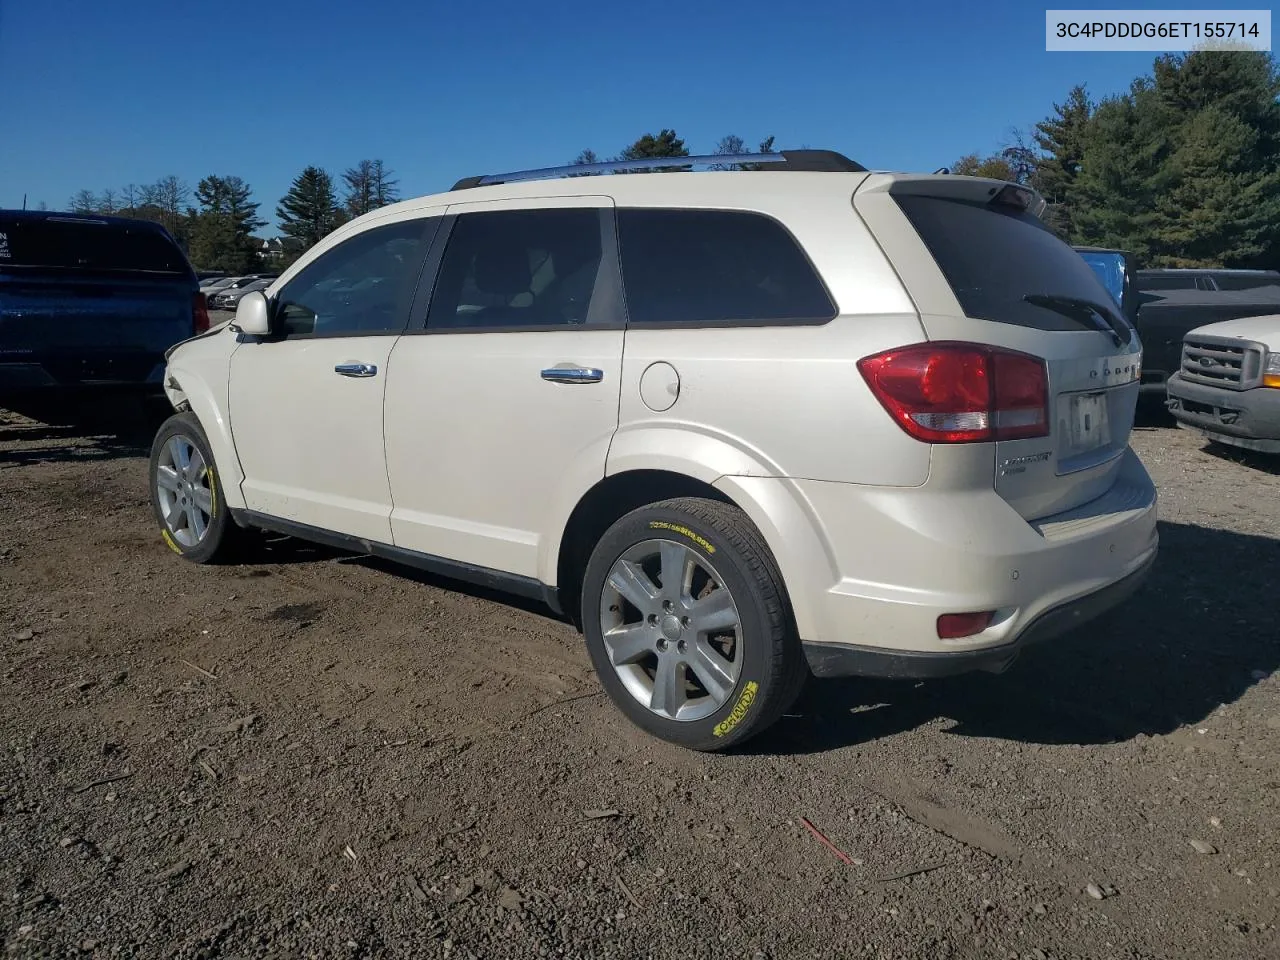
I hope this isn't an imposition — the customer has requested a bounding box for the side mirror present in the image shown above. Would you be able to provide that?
[233,290,271,336]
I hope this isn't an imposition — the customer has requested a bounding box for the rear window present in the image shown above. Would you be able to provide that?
[895,195,1119,331]
[617,209,835,325]
[0,216,190,275]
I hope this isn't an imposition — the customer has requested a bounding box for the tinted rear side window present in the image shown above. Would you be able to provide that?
[617,209,835,325]
[427,208,606,330]
[896,195,1118,331]
[0,217,189,275]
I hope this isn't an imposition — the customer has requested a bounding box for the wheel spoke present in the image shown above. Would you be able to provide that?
[687,638,735,703]
[186,448,206,483]
[649,655,685,717]
[659,541,692,599]
[603,624,653,666]
[156,465,181,493]
[188,504,207,541]
[168,437,190,475]
[165,497,186,532]
[687,587,738,634]
[192,487,213,516]
[607,560,660,614]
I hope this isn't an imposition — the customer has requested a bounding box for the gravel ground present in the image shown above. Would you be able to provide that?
[1,398,1278,960]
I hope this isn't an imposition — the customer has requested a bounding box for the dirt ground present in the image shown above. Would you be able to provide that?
[2,396,1279,960]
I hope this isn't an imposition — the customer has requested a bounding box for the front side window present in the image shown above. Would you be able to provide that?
[616,208,836,325]
[275,219,434,337]
[426,208,605,330]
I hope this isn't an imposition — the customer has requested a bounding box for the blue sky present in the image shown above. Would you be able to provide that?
[1,0,1175,232]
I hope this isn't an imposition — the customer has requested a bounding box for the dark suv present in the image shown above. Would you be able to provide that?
[0,211,208,403]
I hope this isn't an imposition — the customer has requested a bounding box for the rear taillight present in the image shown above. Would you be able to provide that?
[857,341,1049,443]
[193,292,211,335]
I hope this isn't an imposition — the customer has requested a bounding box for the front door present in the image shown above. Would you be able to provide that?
[383,197,624,579]
[228,217,438,543]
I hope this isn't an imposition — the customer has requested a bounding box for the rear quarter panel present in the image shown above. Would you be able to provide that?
[610,185,930,486]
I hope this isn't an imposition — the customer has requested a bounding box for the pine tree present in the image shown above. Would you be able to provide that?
[1148,50,1280,266]
[617,130,690,172]
[1070,85,1166,260]
[1072,50,1280,266]
[188,175,265,271]
[1033,85,1094,239]
[277,167,340,250]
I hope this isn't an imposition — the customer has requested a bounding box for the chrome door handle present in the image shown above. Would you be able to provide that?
[541,366,604,384]
[334,362,377,378]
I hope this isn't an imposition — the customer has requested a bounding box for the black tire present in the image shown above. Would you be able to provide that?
[148,412,245,564]
[581,497,808,752]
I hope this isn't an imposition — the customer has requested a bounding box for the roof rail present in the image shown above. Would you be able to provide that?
[450,149,866,190]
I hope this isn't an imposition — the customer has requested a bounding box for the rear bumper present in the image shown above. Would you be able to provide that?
[1165,373,1280,453]
[803,552,1155,678]
[728,445,1158,677]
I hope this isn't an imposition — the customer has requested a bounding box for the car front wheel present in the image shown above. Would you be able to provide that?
[148,412,244,564]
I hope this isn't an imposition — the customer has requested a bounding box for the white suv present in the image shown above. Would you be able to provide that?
[149,149,1158,751]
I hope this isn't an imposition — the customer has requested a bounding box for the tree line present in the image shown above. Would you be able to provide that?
[571,131,777,169]
[63,49,1278,273]
[66,160,401,273]
[950,48,1280,268]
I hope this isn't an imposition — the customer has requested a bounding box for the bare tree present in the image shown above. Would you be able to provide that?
[370,160,399,208]
[69,189,98,213]
[711,135,746,170]
[342,160,400,218]
[99,188,118,214]
[152,176,189,235]
[120,184,141,214]
[568,149,599,177]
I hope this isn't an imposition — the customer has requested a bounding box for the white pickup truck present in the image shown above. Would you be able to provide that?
[1165,314,1280,453]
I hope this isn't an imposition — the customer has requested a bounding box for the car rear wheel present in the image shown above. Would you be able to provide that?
[581,497,807,751]
[149,412,244,564]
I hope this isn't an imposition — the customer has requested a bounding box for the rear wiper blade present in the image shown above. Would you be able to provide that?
[1023,294,1129,347]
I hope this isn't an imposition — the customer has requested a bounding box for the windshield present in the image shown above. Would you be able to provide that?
[0,216,190,276]
[895,194,1121,332]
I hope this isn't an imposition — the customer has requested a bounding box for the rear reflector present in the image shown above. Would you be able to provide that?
[857,341,1049,443]
[193,292,211,335]
[937,611,995,639]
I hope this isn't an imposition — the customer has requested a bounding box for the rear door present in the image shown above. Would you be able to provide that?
[0,214,195,387]
[855,176,1143,521]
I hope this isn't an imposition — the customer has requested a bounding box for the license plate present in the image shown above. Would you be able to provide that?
[1066,392,1111,455]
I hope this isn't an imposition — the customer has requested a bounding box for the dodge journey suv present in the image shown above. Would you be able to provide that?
[149,149,1158,751]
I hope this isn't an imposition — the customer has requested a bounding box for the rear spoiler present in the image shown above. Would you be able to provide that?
[855,173,1048,219]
